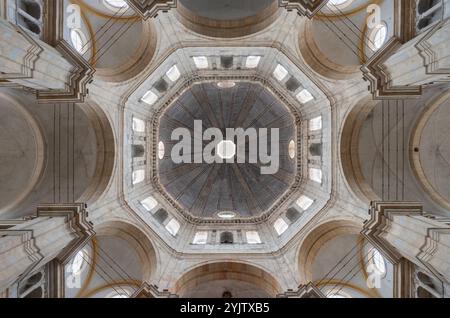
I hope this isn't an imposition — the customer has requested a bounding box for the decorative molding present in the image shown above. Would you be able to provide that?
[362,201,450,286]
[393,258,415,298]
[0,229,44,288]
[416,19,450,78]
[277,282,325,298]
[38,0,95,103]
[126,0,177,20]
[0,22,43,81]
[417,227,450,285]
[37,203,95,263]
[131,282,178,298]
[278,0,329,19]
[361,201,423,264]
[361,37,423,100]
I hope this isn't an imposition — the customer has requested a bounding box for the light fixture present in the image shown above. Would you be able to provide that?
[245,56,261,68]
[273,64,288,81]
[141,90,158,105]
[296,89,314,104]
[166,65,181,82]
[193,56,209,69]
[217,81,236,89]
[216,140,236,159]
[217,211,237,219]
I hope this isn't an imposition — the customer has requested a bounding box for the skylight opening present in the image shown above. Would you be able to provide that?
[245,56,261,69]
[274,218,289,236]
[166,65,181,82]
[217,211,237,219]
[165,218,180,236]
[296,89,314,104]
[273,64,288,82]
[158,141,165,160]
[141,90,158,106]
[193,56,209,69]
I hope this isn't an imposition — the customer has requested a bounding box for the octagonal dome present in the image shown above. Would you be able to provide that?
[155,81,300,219]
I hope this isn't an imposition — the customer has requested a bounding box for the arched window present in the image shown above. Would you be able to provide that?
[368,248,386,276]
[103,0,129,12]
[17,0,43,36]
[220,232,234,244]
[416,0,444,32]
[369,24,388,51]
[69,249,87,275]
[70,29,88,54]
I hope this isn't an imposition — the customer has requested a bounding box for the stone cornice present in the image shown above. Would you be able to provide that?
[37,203,95,263]
[126,0,177,20]
[361,37,422,100]
[38,0,95,103]
[361,201,423,264]
[278,0,329,19]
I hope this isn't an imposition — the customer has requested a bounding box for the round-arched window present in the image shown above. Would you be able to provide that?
[327,0,353,9]
[103,0,129,11]
[70,29,87,54]
[70,249,87,275]
[369,24,387,51]
[370,248,386,275]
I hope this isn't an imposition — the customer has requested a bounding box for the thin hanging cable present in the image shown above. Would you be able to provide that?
[327,4,378,49]
[79,6,133,53]
[317,239,368,289]
[91,19,137,65]
[324,244,374,297]
[78,252,131,296]
[321,17,363,59]
[314,238,364,287]
[95,244,136,282]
